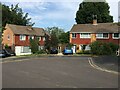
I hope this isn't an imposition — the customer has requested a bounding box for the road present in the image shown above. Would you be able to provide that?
[2,56,118,88]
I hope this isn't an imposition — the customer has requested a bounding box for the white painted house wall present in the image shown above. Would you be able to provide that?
[15,46,31,55]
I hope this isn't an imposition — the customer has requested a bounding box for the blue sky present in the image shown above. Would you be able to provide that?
[1,0,119,32]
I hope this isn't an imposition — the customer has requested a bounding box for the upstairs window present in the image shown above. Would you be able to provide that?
[72,33,76,38]
[37,36,41,41]
[103,33,109,38]
[7,35,10,40]
[96,33,102,38]
[96,33,109,39]
[43,37,45,41]
[20,35,26,41]
[80,33,91,38]
[29,36,34,40]
[112,33,120,39]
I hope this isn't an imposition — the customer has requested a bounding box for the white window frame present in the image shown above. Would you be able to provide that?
[80,33,91,38]
[72,33,76,38]
[112,33,120,39]
[36,36,41,41]
[28,36,34,40]
[43,37,45,41]
[20,35,26,41]
[39,37,41,41]
[96,33,109,39]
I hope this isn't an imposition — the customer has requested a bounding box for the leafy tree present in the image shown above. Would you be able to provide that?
[44,33,51,53]
[29,38,39,54]
[44,27,65,52]
[50,30,59,48]
[59,31,69,44]
[75,1,113,24]
[45,27,64,42]
[1,3,34,31]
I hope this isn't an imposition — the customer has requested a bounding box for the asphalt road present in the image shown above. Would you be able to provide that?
[2,56,118,88]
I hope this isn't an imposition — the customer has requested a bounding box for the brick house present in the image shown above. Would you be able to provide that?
[2,24,46,55]
[70,20,120,53]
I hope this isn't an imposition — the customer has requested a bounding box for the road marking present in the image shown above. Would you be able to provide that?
[88,58,119,75]
[1,59,31,64]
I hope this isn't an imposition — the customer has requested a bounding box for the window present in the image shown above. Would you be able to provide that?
[21,46,31,53]
[113,33,120,39]
[96,33,103,38]
[20,35,26,41]
[72,33,76,38]
[43,37,45,41]
[36,36,41,41]
[103,33,109,38]
[80,33,91,38]
[7,35,10,40]
[29,36,34,39]
[96,33,109,39]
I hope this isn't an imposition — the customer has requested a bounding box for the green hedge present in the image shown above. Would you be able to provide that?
[35,50,46,54]
[90,41,119,55]
[76,50,91,54]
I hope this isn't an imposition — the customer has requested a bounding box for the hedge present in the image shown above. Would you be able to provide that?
[90,41,119,55]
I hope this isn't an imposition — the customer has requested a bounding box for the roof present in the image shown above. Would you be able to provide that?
[70,23,119,33]
[5,24,45,36]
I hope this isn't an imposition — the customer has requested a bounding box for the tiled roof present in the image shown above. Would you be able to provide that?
[6,24,45,36]
[70,23,119,33]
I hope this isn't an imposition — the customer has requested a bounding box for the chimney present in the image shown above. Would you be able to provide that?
[93,19,97,25]
[92,15,98,25]
[27,25,33,30]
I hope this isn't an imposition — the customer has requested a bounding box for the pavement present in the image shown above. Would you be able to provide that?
[91,55,119,73]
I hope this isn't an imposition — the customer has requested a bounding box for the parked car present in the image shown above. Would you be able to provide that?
[5,49,16,56]
[0,49,11,58]
[0,50,6,58]
[50,48,58,54]
[63,47,73,55]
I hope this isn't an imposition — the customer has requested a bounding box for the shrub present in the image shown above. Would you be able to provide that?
[29,38,39,54]
[90,41,119,55]
[5,44,9,48]
[108,42,119,53]
[35,50,46,54]
[76,50,90,54]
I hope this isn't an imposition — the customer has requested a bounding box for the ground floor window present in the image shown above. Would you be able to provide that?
[39,46,44,50]
[21,46,31,53]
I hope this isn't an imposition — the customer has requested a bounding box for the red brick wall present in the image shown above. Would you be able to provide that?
[71,33,91,45]
[15,35,29,46]
[39,37,45,46]
[70,33,120,45]
[15,35,45,46]
[2,26,14,46]
[97,34,120,45]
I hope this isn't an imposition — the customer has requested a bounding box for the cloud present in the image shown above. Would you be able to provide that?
[1,0,81,2]
[1,0,119,31]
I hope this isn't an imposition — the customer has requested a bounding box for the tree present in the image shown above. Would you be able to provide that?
[1,3,34,31]
[59,31,69,44]
[29,38,39,54]
[44,27,65,52]
[45,27,64,42]
[75,1,113,24]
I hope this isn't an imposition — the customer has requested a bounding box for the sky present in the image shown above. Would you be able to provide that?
[1,0,119,32]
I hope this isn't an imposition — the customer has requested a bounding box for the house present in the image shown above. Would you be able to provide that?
[2,24,46,55]
[70,20,120,53]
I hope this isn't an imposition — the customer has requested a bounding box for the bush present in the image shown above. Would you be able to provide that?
[90,41,119,55]
[35,50,46,54]
[76,50,90,54]
[29,38,39,54]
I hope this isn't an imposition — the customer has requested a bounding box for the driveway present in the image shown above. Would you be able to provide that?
[2,56,118,88]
